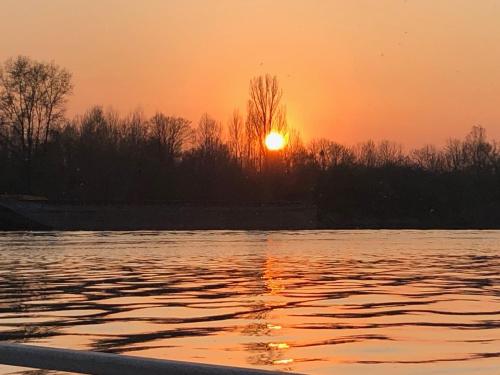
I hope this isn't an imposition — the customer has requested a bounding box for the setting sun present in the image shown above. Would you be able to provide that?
[265,131,286,151]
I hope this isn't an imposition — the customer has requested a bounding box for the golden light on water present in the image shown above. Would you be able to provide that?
[268,342,290,349]
[266,323,282,330]
[265,131,286,151]
[273,359,294,365]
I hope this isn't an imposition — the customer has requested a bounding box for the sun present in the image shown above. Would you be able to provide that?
[265,131,286,151]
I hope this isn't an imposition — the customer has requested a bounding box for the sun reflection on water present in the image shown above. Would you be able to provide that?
[268,342,290,349]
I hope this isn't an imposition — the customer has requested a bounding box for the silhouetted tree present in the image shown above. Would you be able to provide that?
[309,139,355,169]
[246,74,287,170]
[150,112,192,163]
[227,109,245,166]
[196,113,222,154]
[462,126,497,171]
[411,145,444,172]
[0,56,72,191]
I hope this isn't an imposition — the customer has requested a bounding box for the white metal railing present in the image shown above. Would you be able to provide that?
[0,343,298,375]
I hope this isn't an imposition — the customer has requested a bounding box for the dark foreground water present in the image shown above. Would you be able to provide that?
[0,231,499,374]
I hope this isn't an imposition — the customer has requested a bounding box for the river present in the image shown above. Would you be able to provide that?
[0,230,498,374]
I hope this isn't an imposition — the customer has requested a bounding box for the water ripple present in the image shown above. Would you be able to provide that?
[0,230,499,374]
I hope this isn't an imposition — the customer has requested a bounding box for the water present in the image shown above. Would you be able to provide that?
[0,230,499,374]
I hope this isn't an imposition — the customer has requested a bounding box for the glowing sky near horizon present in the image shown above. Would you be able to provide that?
[1,0,500,146]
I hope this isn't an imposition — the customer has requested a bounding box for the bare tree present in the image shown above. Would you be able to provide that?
[77,106,120,149]
[196,113,222,153]
[308,138,354,169]
[227,109,245,165]
[411,144,444,172]
[354,140,377,167]
[283,127,305,169]
[377,140,405,166]
[150,112,192,162]
[243,115,259,171]
[462,125,497,170]
[352,140,404,167]
[441,126,498,172]
[444,138,464,171]
[309,138,331,170]
[246,74,287,170]
[0,56,72,189]
[121,110,148,148]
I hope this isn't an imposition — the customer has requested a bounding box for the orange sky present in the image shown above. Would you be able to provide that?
[1,0,500,146]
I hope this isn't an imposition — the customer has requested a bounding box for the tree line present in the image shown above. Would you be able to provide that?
[2,56,500,227]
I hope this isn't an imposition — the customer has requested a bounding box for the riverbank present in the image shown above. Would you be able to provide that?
[0,198,318,231]
[0,205,49,230]
[2,197,498,231]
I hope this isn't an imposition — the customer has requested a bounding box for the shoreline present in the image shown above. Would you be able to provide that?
[1,199,500,231]
[0,199,318,231]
